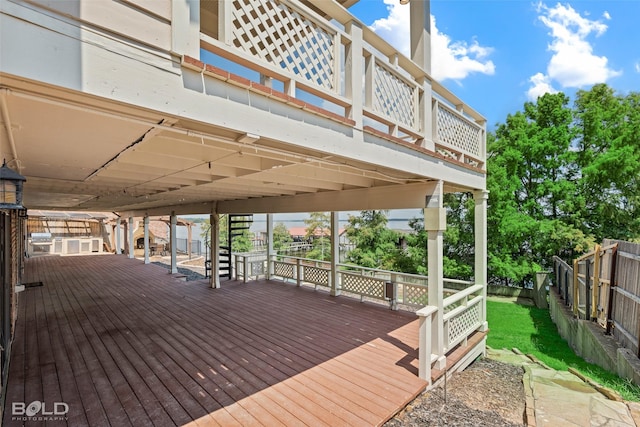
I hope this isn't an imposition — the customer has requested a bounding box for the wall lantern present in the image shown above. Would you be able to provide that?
[0,159,26,210]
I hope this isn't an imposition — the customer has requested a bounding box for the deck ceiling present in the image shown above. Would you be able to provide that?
[0,79,431,215]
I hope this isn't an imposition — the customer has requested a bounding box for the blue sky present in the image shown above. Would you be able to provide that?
[348,0,640,129]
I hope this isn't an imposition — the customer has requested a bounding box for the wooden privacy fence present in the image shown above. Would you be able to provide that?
[553,240,640,357]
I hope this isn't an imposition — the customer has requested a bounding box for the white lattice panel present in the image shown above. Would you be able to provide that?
[231,0,336,90]
[436,104,481,157]
[251,261,265,276]
[274,261,295,279]
[303,266,329,287]
[341,273,385,299]
[373,63,416,129]
[402,284,429,307]
[447,302,481,346]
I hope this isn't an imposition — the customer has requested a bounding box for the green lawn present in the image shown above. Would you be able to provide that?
[486,299,640,401]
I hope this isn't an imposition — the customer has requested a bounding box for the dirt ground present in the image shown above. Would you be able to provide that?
[386,358,526,426]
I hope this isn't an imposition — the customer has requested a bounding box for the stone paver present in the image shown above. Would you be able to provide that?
[488,348,638,427]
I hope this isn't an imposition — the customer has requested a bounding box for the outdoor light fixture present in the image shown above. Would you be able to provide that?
[399,0,410,4]
[0,159,26,210]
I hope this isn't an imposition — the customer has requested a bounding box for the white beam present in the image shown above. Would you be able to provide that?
[218,182,438,214]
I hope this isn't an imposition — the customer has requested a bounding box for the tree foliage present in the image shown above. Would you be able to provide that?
[304,212,331,261]
[487,85,639,285]
[200,215,253,253]
[272,222,292,251]
[344,210,400,270]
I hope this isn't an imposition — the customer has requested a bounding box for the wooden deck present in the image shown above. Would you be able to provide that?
[3,255,427,426]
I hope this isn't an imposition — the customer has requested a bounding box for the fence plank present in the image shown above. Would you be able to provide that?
[602,240,640,356]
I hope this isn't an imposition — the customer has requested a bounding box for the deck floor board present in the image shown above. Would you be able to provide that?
[4,255,428,426]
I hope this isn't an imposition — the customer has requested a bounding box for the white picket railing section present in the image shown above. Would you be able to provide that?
[200,0,486,167]
[234,253,485,384]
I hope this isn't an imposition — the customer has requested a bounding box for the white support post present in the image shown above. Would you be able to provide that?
[330,211,340,296]
[218,0,232,45]
[210,213,220,288]
[171,0,200,58]
[409,0,434,151]
[474,190,489,331]
[345,21,363,129]
[128,217,134,259]
[409,0,431,75]
[420,78,434,151]
[417,306,437,382]
[115,219,121,255]
[425,181,446,370]
[143,215,150,264]
[364,55,374,110]
[170,213,177,274]
[266,214,274,279]
[284,79,296,97]
[260,75,273,88]
[243,256,248,283]
[187,224,192,260]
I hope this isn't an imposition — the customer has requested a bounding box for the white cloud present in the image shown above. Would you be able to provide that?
[370,0,411,56]
[370,0,495,82]
[527,72,558,100]
[536,3,621,88]
[603,11,611,20]
[635,62,640,73]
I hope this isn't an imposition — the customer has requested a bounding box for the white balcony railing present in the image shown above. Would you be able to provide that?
[196,0,486,169]
[232,252,484,383]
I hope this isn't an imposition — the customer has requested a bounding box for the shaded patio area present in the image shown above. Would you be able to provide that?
[3,255,426,426]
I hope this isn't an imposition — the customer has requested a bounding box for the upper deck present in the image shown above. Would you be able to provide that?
[0,0,485,215]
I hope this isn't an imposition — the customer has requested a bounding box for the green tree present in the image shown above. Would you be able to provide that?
[200,215,253,253]
[344,210,400,269]
[395,194,474,279]
[574,84,640,241]
[304,212,331,261]
[487,92,583,285]
[272,223,292,251]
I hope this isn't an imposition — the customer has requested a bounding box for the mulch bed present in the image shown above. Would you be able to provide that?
[386,358,525,426]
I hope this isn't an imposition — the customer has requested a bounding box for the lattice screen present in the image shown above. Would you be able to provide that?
[303,266,329,287]
[231,0,336,90]
[274,261,295,279]
[447,303,480,345]
[373,63,416,129]
[251,260,265,276]
[341,273,385,299]
[402,284,428,307]
[436,104,481,157]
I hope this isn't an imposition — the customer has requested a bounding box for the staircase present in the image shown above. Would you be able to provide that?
[219,214,253,279]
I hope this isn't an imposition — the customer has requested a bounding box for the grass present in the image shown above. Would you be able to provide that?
[486,299,640,401]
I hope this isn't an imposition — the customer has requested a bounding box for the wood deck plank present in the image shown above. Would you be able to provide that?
[3,255,433,427]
